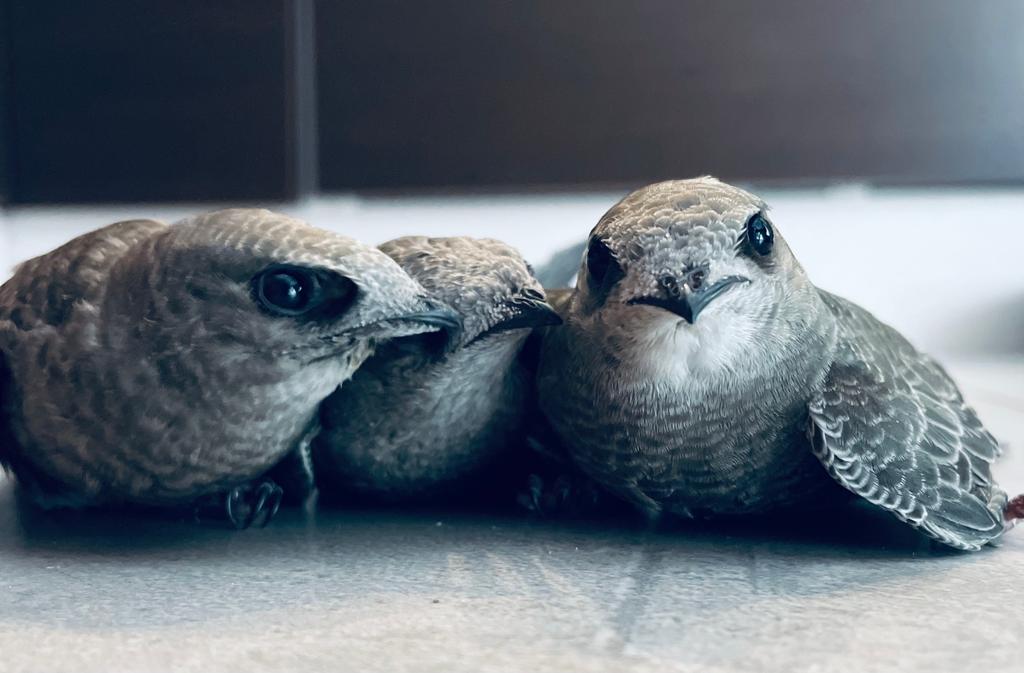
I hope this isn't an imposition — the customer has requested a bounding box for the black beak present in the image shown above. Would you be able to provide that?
[399,301,464,345]
[628,275,748,324]
[492,296,563,333]
[471,294,563,345]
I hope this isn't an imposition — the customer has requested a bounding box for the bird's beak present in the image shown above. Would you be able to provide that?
[488,295,563,335]
[394,300,464,344]
[464,294,563,347]
[628,275,749,324]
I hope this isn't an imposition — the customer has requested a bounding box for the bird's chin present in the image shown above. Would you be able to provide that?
[629,300,741,331]
[608,304,760,383]
[627,303,702,330]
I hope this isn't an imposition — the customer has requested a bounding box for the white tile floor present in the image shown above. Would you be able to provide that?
[1,358,1022,673]
[1,186,1023,672]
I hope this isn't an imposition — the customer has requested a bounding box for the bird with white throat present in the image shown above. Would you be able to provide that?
[536,177,1021,551]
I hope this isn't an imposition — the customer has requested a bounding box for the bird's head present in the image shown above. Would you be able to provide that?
[573,177,824,378]
[106,209,460,377]
[380,236,562,354]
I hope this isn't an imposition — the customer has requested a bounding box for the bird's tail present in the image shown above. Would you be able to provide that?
[534,240,586,289]
[0,350,98,509]
[0,350,13,473]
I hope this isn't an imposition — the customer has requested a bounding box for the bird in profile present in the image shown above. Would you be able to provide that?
[536,177,1021,550]
[0,209,460,528]
[313,236,561,504]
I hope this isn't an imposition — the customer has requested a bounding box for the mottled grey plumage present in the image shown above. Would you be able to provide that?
[313,236,560,502]
[0,209,458,523]
[538,177,1014,550]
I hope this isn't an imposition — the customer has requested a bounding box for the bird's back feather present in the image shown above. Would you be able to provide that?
[0,220,168,503]
[0,219,167,327]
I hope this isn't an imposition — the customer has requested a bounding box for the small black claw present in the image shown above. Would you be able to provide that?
[222,480,284,530]
[250,481,284,529]
[517,473,546,514]
[518,473,603,518]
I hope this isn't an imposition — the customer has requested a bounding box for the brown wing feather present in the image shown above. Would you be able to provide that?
[810,291,1005,551]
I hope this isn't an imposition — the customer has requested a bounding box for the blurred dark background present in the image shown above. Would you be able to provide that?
[1,0,1022,204]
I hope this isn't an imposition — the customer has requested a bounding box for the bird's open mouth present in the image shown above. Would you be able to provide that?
[628,275,749,323]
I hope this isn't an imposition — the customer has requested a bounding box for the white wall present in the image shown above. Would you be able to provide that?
[2,184,1022,357]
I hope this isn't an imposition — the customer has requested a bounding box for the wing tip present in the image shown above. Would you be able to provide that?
[922,519,999,552]
[922,495,1008,551]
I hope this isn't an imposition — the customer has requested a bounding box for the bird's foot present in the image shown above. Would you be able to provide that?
[517,473,604,518]
[194,479,284,530]
[225,480,284,529]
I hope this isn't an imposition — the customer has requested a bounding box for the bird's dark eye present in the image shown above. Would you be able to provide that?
[745,213,775,256]
[586,236,624,295]
[521,287,544,301]
[253,265,356,318]
[258,268,309,313]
